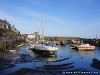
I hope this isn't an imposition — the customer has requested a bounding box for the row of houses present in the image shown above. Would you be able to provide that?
[22,32,80,43]
[22,32,40,39]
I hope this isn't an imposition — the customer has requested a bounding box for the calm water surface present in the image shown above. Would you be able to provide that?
[0,44,100,75]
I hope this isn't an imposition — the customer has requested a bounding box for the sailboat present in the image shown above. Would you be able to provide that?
[34,17,58,53]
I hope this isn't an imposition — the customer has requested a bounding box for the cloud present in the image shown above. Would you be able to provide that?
[0,11,36,33]
[0,1,100,38]
[23,10,66,24]
[0,9,100,38]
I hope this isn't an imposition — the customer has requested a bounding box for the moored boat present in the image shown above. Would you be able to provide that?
[34,17,58,54]
[70,44,78,49]
[16,44,23,48]
[60,41,66,46]
[16,43,24,48]
[77,44,95,50]
[28,42,35,50]
[34,44,58,52]
[56,42,60,45]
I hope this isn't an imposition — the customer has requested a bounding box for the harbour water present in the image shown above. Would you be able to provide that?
[0,44,100,75]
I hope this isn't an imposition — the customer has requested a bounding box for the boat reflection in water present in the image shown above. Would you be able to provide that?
[30,50,57,62]
[70,48,94,56]
[31,50,57,69]
[34,54,57,62]
[78,50,94,56]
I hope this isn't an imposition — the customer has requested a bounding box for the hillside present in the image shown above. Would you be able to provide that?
[0,28,20,39]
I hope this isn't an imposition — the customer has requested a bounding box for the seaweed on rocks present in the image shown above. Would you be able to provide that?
[5,68,61,75]
[90,58,100,70]
[14,54,34,64]
[43,62,74,71]
[5,68,94,75]
[0,58,16,71]
[43,62,74,67]
[52,57,70,62]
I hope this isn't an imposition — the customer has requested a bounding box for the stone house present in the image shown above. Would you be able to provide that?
[0,19,11,29]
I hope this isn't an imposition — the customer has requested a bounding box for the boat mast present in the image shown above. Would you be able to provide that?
[42,17,45,44]
[96,34,97,39]
[37,16,39,45]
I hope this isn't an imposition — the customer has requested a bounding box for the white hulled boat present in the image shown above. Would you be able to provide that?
[28,43,35,50]
[34,44,58,52]
[77,44,95,50]
[70,44,78,49]
[34,17,58,53]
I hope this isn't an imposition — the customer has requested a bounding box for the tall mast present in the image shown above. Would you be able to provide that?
[37,16,39,44]
[42,17,45,43]
[96,34,97,39]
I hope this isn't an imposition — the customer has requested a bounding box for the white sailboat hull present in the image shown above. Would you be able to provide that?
[34,45,58,52]
[33,17,58,53]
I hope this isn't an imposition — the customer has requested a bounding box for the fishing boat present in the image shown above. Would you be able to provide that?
[77,44,95,50]
[60,41,65,46]
[16,43,24,48]
[27,41,34,50]
[70,44,78,49]
[56,42,60,45]
[28,43,35,50]
[34,17,58,53]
